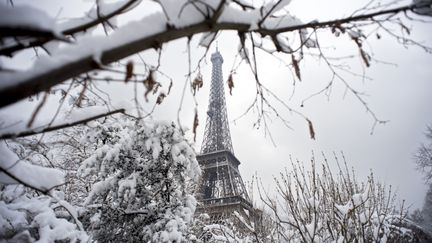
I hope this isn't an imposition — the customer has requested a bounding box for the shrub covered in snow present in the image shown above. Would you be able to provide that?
[0,185,88,242]
[258,155,422,243]
[1,113,201,242]
[75,118,201,242]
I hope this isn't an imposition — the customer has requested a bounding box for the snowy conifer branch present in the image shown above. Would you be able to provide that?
[0,108,125,139]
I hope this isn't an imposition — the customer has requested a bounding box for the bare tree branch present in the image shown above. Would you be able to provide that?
[0,108,125,139]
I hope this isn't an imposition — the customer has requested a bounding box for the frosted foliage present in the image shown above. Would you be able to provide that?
[0,185,88,243]
[76,119,201,242]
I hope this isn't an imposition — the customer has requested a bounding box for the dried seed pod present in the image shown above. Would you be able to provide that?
[376,33,381,39]
[153,83,161,95]
[227,74,234,95]
[156,92,166,105]
[125,61,134,83]
[360,48,370,67]
[192,74,203,95]
[307,118,315,140]
[167,80,173,95]
[144,70,157,101]
[292,55,301,81]
[193,110,199,141]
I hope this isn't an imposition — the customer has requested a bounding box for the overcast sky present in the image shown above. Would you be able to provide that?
[1,0,431,210]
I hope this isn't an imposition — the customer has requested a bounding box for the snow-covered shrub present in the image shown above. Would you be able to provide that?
[189,210,275,243]
[190,213,249,243]
[258,155,418,243]
[76,118,201,242]
[0,185,88,242]
[0,139,88,243]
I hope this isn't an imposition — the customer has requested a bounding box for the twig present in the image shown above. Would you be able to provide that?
[27,91,49,128]
[1,108,125,139]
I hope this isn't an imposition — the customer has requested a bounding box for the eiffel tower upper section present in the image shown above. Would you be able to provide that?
[200,49,234,154]
[196,50,253,223]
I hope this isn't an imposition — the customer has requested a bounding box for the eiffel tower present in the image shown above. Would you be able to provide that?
[196,49,255,223]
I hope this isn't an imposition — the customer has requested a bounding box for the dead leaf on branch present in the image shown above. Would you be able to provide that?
[291,55,301,81]
[351,36,371,68]
[156,92,166,105]
[144,70,158,102]
[306,118,315,140]
[168,80,173,95]
[227,74,234,95]
[125,61,134,83]
[193,110,199,141]
[360,48,371,67]
[152,82,161,95]
[192,74,203,95]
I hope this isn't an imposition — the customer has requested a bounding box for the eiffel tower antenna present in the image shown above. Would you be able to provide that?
[200,48,234,154]
[196,48,256,224]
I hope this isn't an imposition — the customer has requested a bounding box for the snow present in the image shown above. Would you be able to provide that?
[118,172,137,202]
[348,29,363,39]
[159,0,207,28]
[84,174,118,205]
[276,34,293,53]
[203,223,242,242]
[89,211,101,225]
[33,209,83,243]
[58,0,142,32]
[0,141,65,192]
[262,12,302,30]
[261,0,293,16]
[0,3,58,35]
[50,191,85,231]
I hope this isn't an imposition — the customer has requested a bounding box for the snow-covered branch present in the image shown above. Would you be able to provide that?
[0,141,65,194]
[0,0,140,56]
[1,0,430,108]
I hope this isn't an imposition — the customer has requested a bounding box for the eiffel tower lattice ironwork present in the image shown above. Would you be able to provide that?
[196,49,254,223]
